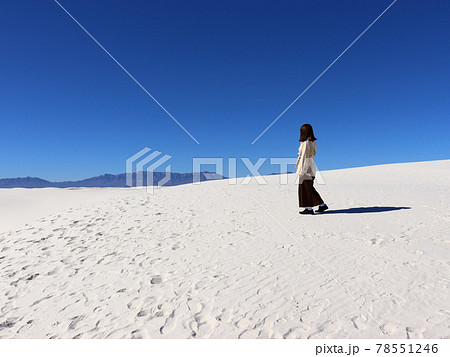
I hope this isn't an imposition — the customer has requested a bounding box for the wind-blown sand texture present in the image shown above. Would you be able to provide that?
[0,160,449,338]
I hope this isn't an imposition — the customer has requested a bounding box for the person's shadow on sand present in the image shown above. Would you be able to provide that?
[324,206,411,214]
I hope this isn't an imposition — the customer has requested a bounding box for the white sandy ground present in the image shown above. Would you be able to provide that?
[0,187,135,235]
[0,160,449,339]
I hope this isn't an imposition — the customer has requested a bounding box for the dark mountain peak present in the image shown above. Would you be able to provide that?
[0,176,53,188]
[0,171,227,188]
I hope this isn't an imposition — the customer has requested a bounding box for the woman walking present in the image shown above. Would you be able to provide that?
[296,124,328,215]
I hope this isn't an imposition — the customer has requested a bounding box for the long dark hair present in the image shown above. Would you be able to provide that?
[299,124,317,142]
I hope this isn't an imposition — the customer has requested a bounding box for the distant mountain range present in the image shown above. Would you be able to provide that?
[0,172,226,188]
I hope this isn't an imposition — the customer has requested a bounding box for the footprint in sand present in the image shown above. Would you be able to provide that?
[131,328,148,339]
[351,314,368,330]
[239,329,259,338]
[382,322,400,335]
[127,297,144,310]
[160,310,177,334]
[194,312,216,337]
[68,315,85,330]
[187,300,202,314]
[0,319,16,329]
[258,260,272,268]
[262,313,278,328]
[150,276,163,285]
[300,300,329,323]
[406,326,426,339]
[257,329,272,338]
[284,327,307,339]
[236,317,251,329]
[174,283,190,297]
[216,308,232,323]
[369,238,383,246]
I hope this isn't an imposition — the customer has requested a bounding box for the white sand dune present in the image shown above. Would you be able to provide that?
[0,160,449,338]
[0,187,134,235]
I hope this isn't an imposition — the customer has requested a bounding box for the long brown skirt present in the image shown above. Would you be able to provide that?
[298,178,324,207]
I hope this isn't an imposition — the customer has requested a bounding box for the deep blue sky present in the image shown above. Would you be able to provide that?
[1,0,449,180]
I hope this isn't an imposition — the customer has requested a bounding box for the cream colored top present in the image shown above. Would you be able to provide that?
[296,140,317,180]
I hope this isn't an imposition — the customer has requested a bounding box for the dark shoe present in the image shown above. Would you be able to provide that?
[299,208,314,215]
[315,204,329,213]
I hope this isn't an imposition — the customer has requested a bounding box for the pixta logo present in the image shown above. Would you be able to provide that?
[126,148,172,193]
